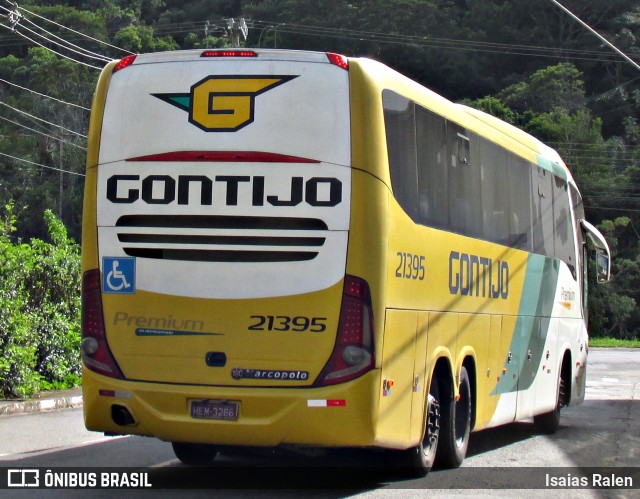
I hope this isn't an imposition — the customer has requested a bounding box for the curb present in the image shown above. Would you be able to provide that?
[0,389,83,417]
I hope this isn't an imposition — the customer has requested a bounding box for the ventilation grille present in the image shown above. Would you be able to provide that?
[115,215,327,262]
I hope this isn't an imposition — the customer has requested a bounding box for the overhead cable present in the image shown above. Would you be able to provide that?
[0,150,85,175]
[0,22,102,69]
[13,1,133,55]
[249,19,627,63]
[548,0,640,72]
[0,114,87,150]
[0,100,87,138]
[0,77,90,111]
[15,13,111,62]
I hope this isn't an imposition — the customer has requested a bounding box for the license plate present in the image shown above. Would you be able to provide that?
[190,400,239,420]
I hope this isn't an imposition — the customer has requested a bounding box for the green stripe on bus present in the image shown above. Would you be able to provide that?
[493,254,560,395]
[536,153,568,181]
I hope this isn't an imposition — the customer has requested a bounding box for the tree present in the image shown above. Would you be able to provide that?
[0,205,81,398]
[113,25,179,53]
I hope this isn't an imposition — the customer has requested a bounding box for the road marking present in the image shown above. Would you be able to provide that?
[0,435,130,461]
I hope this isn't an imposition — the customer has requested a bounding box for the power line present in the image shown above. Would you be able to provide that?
[0,100,87,138]
[0,4,111,63]
[0,77,90,111]
[0,114,86,150]
[16,14,111,63]
[0,150,84,176]
[12,1,133,56]
[249,19,628,63]
[0,22,102,69]
[548,0,640,73]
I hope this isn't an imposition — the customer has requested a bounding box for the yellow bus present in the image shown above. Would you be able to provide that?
[81,49,610,474]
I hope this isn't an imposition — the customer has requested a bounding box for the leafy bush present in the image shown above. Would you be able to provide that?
[0,203,81,398]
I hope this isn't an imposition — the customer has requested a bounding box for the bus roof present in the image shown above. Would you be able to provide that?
[347,56,575,185]
[118,49,336,66]
[458,104,574,184]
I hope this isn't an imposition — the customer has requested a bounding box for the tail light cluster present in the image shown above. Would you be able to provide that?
[81,269,123,379]
[112,54,136,73]
[317,275,375,386]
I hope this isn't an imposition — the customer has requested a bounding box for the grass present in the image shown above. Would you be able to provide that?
[589,337,640,348]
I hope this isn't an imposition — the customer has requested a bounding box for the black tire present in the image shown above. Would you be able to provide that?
[393,374,441,477]
[172,442,218,465]
[436,366,471,468]
[534,374,566,434]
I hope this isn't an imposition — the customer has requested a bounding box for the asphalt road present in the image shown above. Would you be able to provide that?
[0,348,638,497]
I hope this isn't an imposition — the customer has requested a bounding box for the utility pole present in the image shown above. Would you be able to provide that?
[226,18,248,48]
[59,137,63,219]
[9,2,21,31]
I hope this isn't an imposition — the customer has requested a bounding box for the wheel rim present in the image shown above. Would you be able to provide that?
[423,393,440,456]
[558,377,567,409]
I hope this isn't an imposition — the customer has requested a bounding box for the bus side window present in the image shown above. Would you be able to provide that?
[480,140,510,245]
[383,90,419,222]
[508,157,533,251]
[416,106,448,229]
[532,166,554,257]
[447,123,481,238]
[553,176,576,278]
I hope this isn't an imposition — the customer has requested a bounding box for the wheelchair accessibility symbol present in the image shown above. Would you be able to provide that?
[103,257,136,294]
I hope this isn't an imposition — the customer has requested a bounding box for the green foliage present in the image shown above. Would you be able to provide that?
[0,204,81,398]
[499,63,587,114]
[460,96,518,125]
[113,25,179,53]
[589,337,640,348]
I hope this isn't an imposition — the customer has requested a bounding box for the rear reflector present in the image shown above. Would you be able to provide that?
[201,50,257,58]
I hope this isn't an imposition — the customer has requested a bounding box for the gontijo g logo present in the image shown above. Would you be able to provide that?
[153,75,298,132]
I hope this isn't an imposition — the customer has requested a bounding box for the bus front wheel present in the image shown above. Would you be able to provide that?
[172,442,218,465]
[436,366,471,468]
[534,372,566,434]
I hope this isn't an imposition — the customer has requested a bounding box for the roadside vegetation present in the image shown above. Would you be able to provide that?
[0,204,81,397]
[589,337,640,348]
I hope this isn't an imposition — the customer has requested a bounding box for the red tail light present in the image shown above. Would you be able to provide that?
[317,275,375,386]
[112,54,137,73]
[81,269,123,379]
[326,52,349,70]
[201,50,257,58]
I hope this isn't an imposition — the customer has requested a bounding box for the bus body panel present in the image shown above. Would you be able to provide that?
[82,368,380,447]
[98,54,351,167]
[100,284,343,385]
[92,53,353,387]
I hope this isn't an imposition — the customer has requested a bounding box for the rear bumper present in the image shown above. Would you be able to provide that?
[83,368,381,448]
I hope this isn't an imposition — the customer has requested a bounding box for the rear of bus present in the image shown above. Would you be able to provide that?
[81,50,384,450]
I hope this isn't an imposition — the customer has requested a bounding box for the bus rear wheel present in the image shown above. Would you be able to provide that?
[393,374,441,476]
[172,442,218,465]
[436,366,471,468]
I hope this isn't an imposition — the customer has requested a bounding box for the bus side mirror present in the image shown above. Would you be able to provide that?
[581,219,611,283]
[596,250,610,284]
